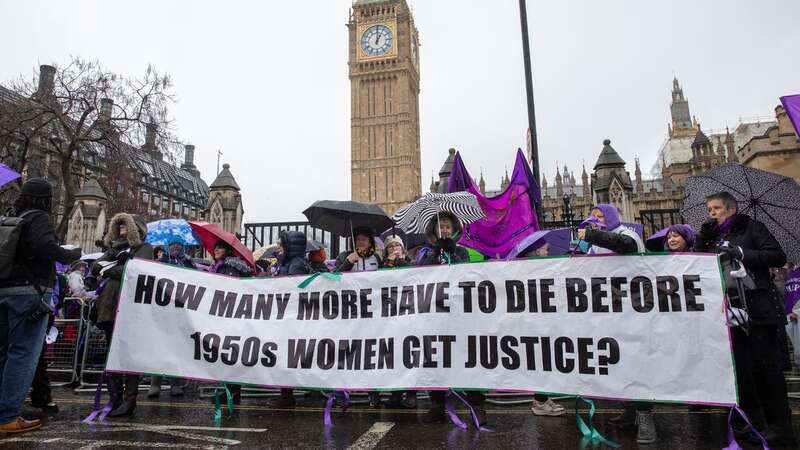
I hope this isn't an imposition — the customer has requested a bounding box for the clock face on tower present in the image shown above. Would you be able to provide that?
[361,24,393,57]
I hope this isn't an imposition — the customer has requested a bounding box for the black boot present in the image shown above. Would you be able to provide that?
[106,374,125,412]
[467,392,488,427]
[750,423,797,446]
[608,405,637,428]
[267,389,295,408]
[385,391,404,409]
[421,392,446,423]
[110,375,139,417]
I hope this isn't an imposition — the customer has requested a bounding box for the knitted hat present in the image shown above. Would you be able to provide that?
[384,235,405,250]
[20,178,53,198]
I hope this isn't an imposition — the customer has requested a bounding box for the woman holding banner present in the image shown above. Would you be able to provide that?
[577,205,655,444]
[92,213,153,418]
[206,239,255,405]
[576,204,645,255]
[417,213,486,426]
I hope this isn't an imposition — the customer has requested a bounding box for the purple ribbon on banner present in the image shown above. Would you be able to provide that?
[444,390,491,432]
[722,406,770,450]
[323,391,350,427]
[784,268,800,314]
[82,373,116,424]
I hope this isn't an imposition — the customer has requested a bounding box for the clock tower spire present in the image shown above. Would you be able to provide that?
[348,0,421,215]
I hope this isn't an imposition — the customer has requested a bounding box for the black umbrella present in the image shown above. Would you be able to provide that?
[303,200,395,238]
[681,163,800,263]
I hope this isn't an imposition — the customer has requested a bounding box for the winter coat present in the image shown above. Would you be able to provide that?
[91,213,153,325]
[309,260,330,273]
[276,230,311,276]
[160,253,196,269]
[382,256,411,268]
[585,225,645,255]
[210,256,255,278]
[0,209,81,291]
[695,214,786,324]
[334,251,381,272]
[417,241,470,266]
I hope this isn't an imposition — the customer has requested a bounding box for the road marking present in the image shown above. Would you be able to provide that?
[347,422,395,450]
[0,437,227,450]
[79,422,243,445]
[96,421,267,432]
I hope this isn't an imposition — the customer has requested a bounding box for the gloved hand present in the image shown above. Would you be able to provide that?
[116,251,131,264]
[440,238,456,254]
[720,245,744,261]
[698,219,717,241]
[726,306,749,327]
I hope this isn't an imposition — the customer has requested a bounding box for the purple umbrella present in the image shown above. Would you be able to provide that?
[0,163,21,189]
[645,227,670,252]
[507,228,571,259]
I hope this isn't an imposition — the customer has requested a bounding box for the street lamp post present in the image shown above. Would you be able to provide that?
[519,0,542,225]
[562,194,574,239]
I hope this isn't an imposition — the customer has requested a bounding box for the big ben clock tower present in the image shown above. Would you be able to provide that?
[348,0,421,215]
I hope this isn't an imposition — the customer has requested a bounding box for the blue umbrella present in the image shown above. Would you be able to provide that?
[146,219,199,246]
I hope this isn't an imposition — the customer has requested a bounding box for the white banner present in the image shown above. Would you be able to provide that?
[106,254,737,405]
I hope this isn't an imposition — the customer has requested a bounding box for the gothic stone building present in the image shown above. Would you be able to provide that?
[431,78,799,236]
[349,0,422,215]
[1,64,244,252]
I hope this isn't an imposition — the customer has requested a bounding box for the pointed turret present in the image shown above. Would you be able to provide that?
[478,170,486,195]
[634,157,643,193]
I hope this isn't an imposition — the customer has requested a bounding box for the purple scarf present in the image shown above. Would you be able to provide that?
[208,260,224,274]
[715,214,737,236]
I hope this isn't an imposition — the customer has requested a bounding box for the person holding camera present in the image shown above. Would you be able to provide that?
[0,178,81,434]
[694,191,795,446]
[91,213,153,418]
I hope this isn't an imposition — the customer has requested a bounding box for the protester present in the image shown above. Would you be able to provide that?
[208,240,254,278]
[382,235,411,268]
[65,261,94,300]
[576,204,645,254]
[576,205,653,441]
[153,246,166,261]
[694,191,795,445]
[380,236,417,409]
[0,178,81,434]
[515,240,566,417]
[307,247,329,273]
[159,240,195,269]
[417,212,486,425]
[91,213,153,417]
[206,239,254,404]
[334,226,382,272]
[267,231,312,407]
[333,228,385,407]
[663,224,695,252]
[148,240,195,399]
[418,212,470,266]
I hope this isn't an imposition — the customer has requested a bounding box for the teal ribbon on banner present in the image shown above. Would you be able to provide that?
[575,397,620,448]
[298,271,342,289]
[213,383,235,425]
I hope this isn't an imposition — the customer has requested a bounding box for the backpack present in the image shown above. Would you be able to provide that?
[0,210,36,279]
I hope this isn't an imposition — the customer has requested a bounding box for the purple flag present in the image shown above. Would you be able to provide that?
[780,95,800,139]
[447,149,540,259]
[785,268,800,315]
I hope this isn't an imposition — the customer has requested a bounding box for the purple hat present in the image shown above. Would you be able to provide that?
[589,204,621,230]
[664,224,696,251]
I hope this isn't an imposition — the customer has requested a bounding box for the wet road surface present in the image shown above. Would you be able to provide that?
[1,387,798,449]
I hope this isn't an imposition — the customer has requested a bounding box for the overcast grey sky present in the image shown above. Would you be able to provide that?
[2,0,798,222]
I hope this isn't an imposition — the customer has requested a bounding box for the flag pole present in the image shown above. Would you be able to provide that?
[519,0,543,225]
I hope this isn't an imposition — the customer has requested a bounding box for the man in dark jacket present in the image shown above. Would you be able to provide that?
[268,230,311,407]
[416,212,486,426]
[0,178,81,434]
[694,191,795,446]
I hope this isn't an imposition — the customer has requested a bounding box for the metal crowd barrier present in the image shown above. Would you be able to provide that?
[43,298,86,386]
